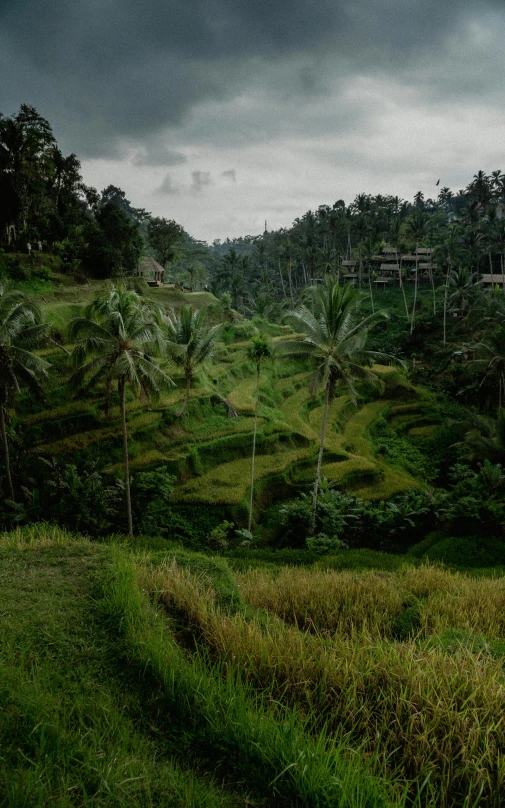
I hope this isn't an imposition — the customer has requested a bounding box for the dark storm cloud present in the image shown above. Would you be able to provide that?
[0,0,503,156]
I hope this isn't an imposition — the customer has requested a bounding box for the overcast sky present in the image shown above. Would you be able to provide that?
[1,0,504,243]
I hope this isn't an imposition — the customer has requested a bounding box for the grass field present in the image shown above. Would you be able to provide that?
[3,524,505,807]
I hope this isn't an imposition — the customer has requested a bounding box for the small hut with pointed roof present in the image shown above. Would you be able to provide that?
[137,256,165,286]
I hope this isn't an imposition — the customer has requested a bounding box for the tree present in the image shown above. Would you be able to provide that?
[280,277,390,527]
[0,285,49,501]
[447,268,480,318]
[0,105,57,241]
[85,202,143,278]
[472,326,505,413]
[406,210,427,333]
[463,410,505,464]
[487,218,505,292]
[147,216,185,267]
[68,284,171,535]
[434,226,465,346]
[163,306,222,417]
[246,336,272,532]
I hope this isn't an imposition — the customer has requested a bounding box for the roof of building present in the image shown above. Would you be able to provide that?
[138,255,165,276]
[482,274,505,283]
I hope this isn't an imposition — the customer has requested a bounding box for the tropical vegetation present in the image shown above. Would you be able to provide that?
[3,102,505,807]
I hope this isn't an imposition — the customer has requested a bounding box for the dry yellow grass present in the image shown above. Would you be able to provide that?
[140,560,505,807]
[238,566,404,637]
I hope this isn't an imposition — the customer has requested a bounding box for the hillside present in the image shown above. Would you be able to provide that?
[11,280,438,526]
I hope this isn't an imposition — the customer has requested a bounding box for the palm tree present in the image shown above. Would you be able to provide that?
[279,276,390,527]
[463,410,505,464]
[472,326,505,413]
[406,210,427,333]
[360,237,380,313]
[447,268,481,318]
[0,285,49,501]
[68,284,170,536]
[164,305,222,417]
[434,227,465,346]
[487,219,505,292]
[246,336,272,533]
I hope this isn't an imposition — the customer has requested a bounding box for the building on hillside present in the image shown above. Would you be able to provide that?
[481,273,505,287]
[137,256,165,286]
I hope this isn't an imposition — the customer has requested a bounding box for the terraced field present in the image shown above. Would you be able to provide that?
[19,315,439,521]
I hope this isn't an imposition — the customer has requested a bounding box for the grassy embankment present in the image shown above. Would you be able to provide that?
[0,524,401,807]
[3,523,505,806]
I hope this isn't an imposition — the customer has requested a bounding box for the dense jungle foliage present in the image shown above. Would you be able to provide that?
[4,103,505,808]
[1,102,505,561]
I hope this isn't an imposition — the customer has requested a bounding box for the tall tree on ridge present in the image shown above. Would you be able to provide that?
[280,277,390,528]
[69,284,170,536]
[0,285,49,502]
[246,336,272,533]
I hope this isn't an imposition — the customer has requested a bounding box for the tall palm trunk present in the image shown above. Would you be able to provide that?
[0,399,15,502]
[410,250,419,334]
[368,263,375,313]
[430,267,437,315]
[248,366,261,533]
[288,260,294,306]
[176,368,192,417]
[443,266,451,347]
[278,259,286,297]
[312,381,331,531]
[119,378,133,537]
[397,251,410,319]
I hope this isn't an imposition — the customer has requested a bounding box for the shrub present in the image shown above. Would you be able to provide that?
[305,533,348,554]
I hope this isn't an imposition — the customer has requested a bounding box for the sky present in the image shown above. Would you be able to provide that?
[1,0,505,244]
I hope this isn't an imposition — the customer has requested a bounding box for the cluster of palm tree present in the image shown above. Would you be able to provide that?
[0,283,222,536]
[2,272,505,538]
[205,170,505,332]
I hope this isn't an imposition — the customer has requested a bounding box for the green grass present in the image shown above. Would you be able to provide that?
[0,529,241,807]
[0,525,399,808]
[5,524,505,806]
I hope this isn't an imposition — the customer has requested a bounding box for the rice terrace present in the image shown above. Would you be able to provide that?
[2,99,505,806]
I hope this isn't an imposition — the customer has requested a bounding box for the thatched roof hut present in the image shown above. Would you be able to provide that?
[137,256,165,285]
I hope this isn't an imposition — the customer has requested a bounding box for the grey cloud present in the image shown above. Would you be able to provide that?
[155,173,179,194]
[1,0,503,157]
[222,169,236,182]
[133,143,187,167]
[191,171,212,192]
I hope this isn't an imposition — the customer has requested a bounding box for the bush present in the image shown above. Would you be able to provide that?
[306,533,348,554]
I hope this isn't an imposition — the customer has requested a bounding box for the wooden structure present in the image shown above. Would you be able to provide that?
[482,273,505,286]
[137,256,165,286]
[374,277,391,288]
